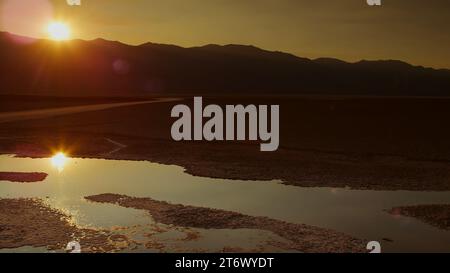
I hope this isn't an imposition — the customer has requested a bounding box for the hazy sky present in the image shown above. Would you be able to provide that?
[1,0,450,68]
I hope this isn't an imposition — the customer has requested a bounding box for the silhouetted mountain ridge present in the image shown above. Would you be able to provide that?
[1,31,449,97]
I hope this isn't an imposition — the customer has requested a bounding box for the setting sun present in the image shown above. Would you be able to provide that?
[47,22,71,41]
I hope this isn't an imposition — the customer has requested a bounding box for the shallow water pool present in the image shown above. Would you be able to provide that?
[0,155,449,252]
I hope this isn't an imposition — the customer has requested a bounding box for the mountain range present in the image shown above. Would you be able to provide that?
[1,31,450,97]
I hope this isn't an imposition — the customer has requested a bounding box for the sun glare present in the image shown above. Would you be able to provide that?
[51,152,68,172]
[47,22,71,41]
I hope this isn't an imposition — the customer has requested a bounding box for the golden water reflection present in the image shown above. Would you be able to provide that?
[1,155,450,252]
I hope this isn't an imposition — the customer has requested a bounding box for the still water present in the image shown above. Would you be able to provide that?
[0,155,449,252]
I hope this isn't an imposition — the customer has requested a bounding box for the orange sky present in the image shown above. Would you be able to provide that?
[1,0,449,69]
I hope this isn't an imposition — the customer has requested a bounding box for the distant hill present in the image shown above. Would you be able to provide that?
[1,31,450,97]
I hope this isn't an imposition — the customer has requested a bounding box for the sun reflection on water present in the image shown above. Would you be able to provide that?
[51,152,68,172]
